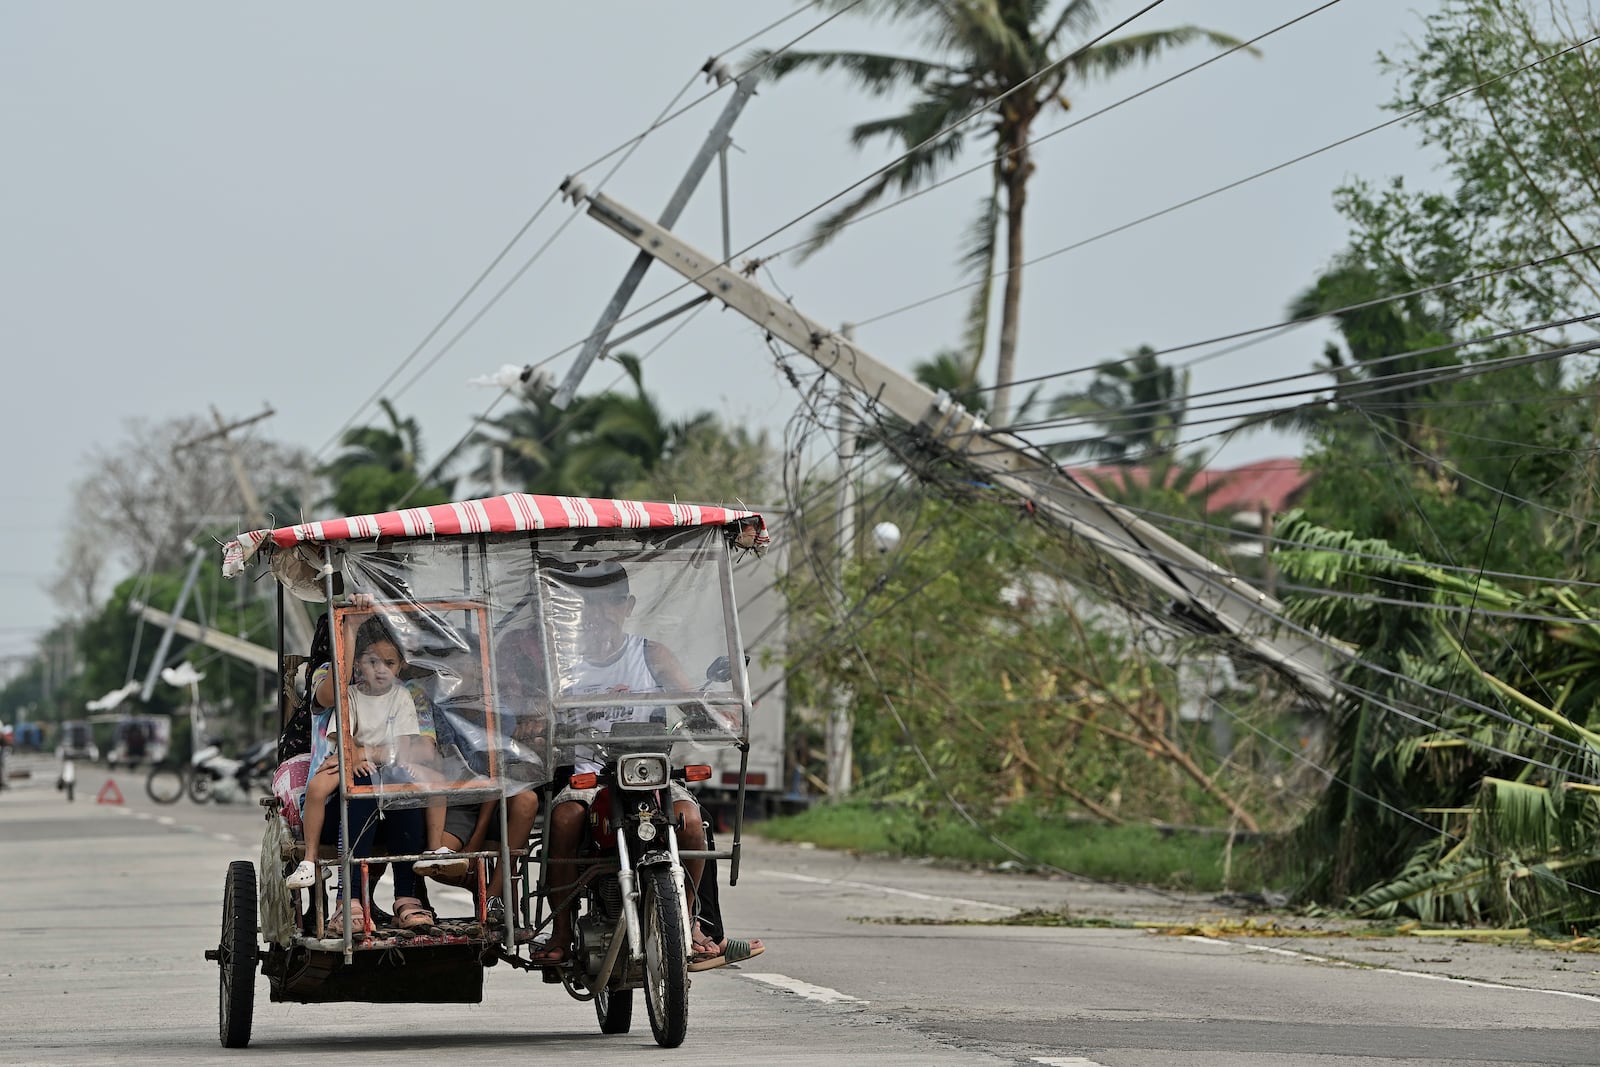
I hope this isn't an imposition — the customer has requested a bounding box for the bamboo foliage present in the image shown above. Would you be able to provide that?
[1277,510,1600,928]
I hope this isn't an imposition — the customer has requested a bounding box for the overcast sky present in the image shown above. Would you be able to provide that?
[0,0,1447,664]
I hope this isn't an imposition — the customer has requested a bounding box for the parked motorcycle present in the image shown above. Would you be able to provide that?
[186,737,278,803]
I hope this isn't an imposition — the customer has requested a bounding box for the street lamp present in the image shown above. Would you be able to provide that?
[871,521,901,554]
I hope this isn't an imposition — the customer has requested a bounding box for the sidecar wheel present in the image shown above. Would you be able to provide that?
[641,867,689,1048]
[594,984,633,1034]
[218,860,257,1048]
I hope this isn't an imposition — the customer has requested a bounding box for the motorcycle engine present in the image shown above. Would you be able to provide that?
[575,913,613,977]
[592,873,622,921]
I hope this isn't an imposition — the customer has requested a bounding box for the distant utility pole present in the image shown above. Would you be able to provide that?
[174,406,314,658]
[577,190,1344,704]
[139,544,205,703]
[828,324,857,799]
[549,71,759,408]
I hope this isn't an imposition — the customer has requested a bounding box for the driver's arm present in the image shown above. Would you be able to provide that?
[642,639,694,692]
[645,640,737,729]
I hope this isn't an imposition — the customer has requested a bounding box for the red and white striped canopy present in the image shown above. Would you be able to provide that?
[222,493,767,578]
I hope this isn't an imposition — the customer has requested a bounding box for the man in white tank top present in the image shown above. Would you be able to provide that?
[532,564,707,964]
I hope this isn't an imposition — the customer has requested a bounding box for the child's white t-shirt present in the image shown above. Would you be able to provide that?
[331,684,420,754]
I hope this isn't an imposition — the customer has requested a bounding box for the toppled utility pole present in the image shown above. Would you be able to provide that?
[578,190,1345,704]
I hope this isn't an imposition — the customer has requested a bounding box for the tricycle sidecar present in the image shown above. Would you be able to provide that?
[209,492,767,1049]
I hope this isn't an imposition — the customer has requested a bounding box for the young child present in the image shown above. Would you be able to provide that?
[285,616,435,931]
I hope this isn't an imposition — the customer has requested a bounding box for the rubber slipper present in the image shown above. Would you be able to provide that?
[530,944,567,965]
[722,936,764,965]
[687,946,730,972]
[689,935,765,972]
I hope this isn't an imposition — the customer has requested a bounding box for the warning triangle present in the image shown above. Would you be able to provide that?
[96,779,125,805]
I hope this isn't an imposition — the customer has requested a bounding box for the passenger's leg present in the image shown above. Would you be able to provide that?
[419,801,481,885]
[695,809,724,945]
[534,799,586,961]
[296,767,336,876]
[425,796,446,851]
[683,805,763,968]
[387,807,434,928]
[290,765,338,884]
[486,790,540,899]
[671,797,706,898]
[320,787,382,935]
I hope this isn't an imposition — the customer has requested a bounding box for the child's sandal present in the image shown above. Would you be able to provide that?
[323,899,369,939]
[393,896,436,931]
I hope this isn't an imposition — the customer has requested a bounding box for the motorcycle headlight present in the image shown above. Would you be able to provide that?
[618,753,670,790]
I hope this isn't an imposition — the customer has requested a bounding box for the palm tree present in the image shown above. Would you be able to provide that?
[469,378,573,495]
[912,347,987,414]
[1043,344,1190,463]
[1274,256,1456,451]
[470,353,720,499]
[761,0,1247,426]
[319,398,453,515]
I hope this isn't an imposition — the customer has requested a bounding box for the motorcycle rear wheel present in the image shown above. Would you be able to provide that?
[594,984,633,1034]
[146,764,185,805]
[640,867,689,1049]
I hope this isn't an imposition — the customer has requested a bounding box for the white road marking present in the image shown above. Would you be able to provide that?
[155,815,176,826]
[757,870,1018,914]
[1033,1058,1109,1067]
[1182,934,1600,1003]
[213,833,235,843]
[740,973,864,1004]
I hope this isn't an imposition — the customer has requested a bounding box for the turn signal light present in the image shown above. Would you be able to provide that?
[683,764,712,782]
[569,772,597,789]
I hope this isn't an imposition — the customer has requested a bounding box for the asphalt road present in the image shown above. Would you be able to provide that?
[4,753,1600,1066]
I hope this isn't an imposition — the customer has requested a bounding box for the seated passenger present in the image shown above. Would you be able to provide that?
[285,614,436,933]
[414,625,546,915]
[533,563,710,964]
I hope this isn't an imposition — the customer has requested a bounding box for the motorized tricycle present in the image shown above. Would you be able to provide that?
[208,492,766,1049]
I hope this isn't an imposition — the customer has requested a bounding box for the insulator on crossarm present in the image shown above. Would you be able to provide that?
[560,177,588,206]
[703,58,732,87]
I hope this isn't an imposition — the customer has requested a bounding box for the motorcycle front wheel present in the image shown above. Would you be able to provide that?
[187,771,216,804]
[640,867,689,1048]
[146,764,186,805]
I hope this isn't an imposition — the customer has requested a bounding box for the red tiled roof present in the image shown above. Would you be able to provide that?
[1070,458,1312,515]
